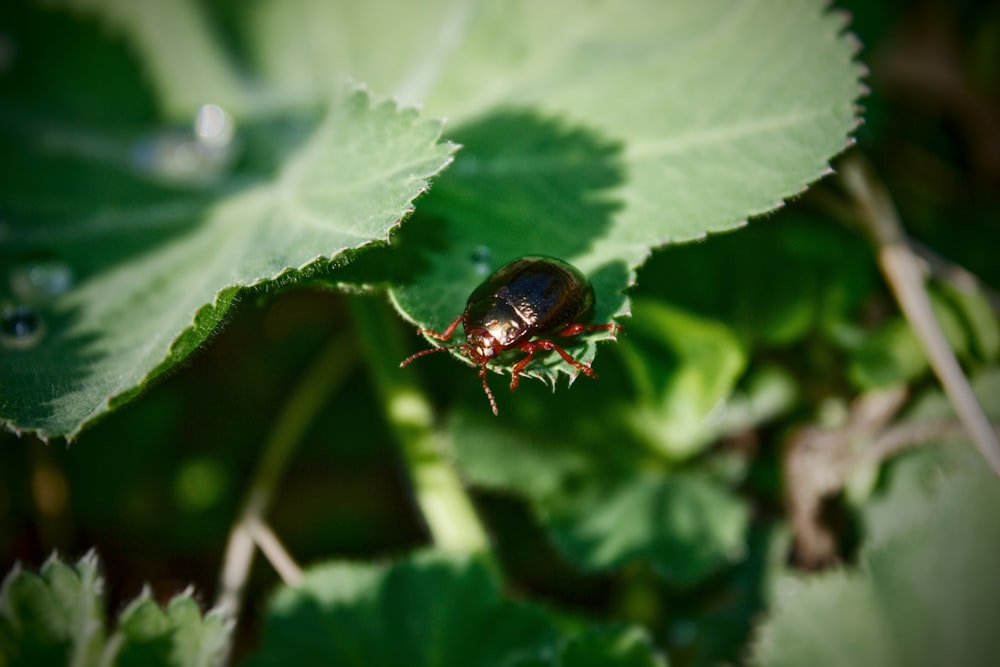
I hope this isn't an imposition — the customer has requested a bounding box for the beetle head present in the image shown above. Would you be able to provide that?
[399,330,501,415]
[464,329,503,364]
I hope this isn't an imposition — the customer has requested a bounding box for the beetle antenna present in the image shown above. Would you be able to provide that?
[478,365,499,415]
[399,343,468,368]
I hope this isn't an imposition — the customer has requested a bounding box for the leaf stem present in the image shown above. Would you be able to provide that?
[839,153,1000,477]
[215,329,356,618]
[246,519,303,585]
[347,295,489,554]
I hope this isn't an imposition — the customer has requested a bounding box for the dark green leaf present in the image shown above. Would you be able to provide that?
[451,410,748,585]
[543,474,748,586]
[515,626,667,667]
[247,551,557,667]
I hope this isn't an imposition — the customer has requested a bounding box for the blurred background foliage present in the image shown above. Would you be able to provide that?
[3,0,1000,665]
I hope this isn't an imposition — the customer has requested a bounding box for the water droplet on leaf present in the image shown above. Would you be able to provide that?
[471,245,492,275]
[10,257,74,302]
[131,104,237,185]
[1,305,45,349]
[194,103,234,148]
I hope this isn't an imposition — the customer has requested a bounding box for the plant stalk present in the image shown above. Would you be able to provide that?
[215,329,355,618]
[839,153,1000,477]
[347,295,489,553]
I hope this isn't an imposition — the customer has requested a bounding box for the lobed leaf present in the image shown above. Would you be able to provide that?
[246,550,665,667]
[0,552,104,667]
[451,411,749,586]
[753,454,1000,667]
[323,0,862,386]
[1,76,455,437]
[248,0,863,387]
[0,551,227,667]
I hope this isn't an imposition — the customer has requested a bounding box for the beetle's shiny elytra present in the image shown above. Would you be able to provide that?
[400,256,621,415]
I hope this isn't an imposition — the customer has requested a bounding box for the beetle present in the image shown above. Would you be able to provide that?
[400,256,621,414]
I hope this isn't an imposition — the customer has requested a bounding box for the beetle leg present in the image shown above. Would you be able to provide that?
[509,345,539,391]
[554,322,622,337]
[479,364,499,415]
[418,314,463,341]
[510,339,598,392]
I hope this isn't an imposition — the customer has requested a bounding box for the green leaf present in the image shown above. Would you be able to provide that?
[617,299,747,460]
[0,551,229,667]
[557,627,666,667]
[344,0,862,384]
[0,552,104,667]
[634,213,876,347]
[936,281,1000,363]
[116,593,231,667]
[249,550,667,667]
[1,84,455,438]
[114,593,229,667]
[451,412,748,585]
[543,473,748,586]
[752,466,1000,667]
[847,288,972,389]
[247,551,666,667]
[515,626,668,667]
[860,368,1000,546]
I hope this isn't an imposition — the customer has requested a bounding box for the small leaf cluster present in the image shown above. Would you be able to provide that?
[0,552,228,667]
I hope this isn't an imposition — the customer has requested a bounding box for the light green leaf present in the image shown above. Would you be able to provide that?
[618,299,747,460]
[113,593,229,667]
[1,87,455,438]
[753,466,1000,667]
[253,0,863,384]
[0,552,105,667]
[0,552,229,667]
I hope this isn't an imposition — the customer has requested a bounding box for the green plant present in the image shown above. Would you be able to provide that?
[3,1,999,666]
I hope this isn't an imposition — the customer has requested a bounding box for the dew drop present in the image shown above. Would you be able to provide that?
[10,257,74,302]
[194,103,234,149]
[1,305,45,350]
[131,105,236,185]
[470,245,492,275]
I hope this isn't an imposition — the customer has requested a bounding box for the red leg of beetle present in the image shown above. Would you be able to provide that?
[554,322,622,337]
[400,314,466,368]
[418,314,463,341]
[509,345,539,391]
[509,339,598,391]
[479,365,499,415]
